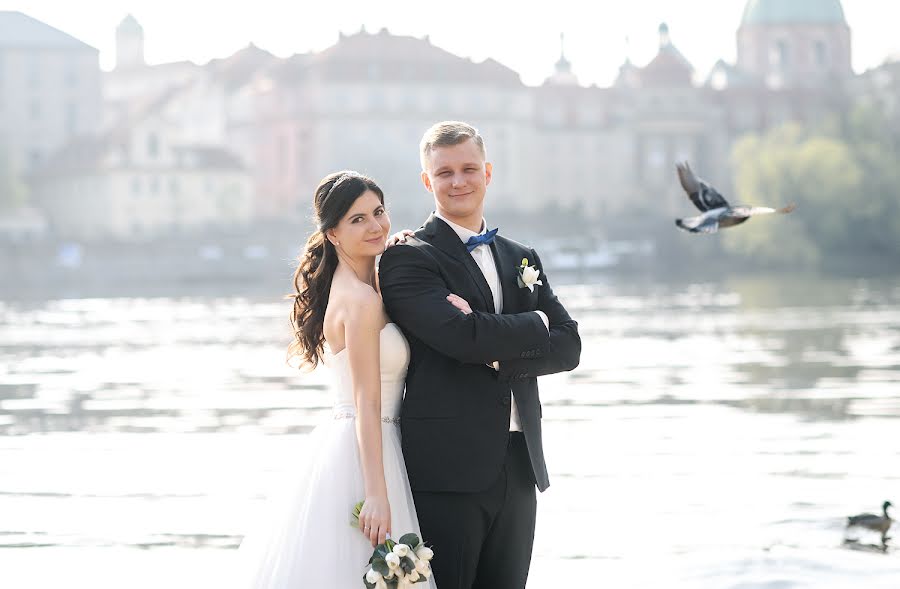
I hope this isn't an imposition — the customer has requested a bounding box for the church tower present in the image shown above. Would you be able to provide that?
[546,33,578,86]
[737,0,851,88]
[115,14,145,69]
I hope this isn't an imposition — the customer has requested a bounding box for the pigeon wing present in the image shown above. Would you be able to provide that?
[698,184,730,211]
[676,162,729,212]
[676,162,701,195]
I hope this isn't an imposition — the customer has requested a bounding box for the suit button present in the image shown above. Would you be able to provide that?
[501,396,511,406]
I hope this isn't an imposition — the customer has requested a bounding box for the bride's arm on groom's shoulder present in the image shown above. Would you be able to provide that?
[497,249,581,381]
[379,245,549,365]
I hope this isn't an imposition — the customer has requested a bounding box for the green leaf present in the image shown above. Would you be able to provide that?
[351,500,364,528]
[398,533,420,548]
[400,556,415,574]
[372,558,390,577]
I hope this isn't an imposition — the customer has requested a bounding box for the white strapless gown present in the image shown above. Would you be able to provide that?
[233,323,437,588]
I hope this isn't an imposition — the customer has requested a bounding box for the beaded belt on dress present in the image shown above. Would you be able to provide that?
[333,411,400,425]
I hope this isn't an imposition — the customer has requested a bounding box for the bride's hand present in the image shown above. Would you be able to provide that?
[384,229,415,248]
[447,293,472,315]
[359,495,392,547]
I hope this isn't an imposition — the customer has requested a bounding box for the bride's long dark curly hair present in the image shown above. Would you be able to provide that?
[288,171,385,369]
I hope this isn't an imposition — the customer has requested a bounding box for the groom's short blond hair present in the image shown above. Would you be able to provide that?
[419,121,487,171]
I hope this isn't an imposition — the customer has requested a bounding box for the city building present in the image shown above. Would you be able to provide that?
[0,11,101,178]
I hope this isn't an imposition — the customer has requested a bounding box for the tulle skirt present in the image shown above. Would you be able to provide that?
[232,417,437,588]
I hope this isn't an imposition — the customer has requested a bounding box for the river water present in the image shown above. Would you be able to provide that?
[1,273,898,588]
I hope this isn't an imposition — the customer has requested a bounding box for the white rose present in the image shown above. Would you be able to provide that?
[407,570,421,582]
[415,546,434,562]
[385,552,401,569]
[392,543,410,557]
[375,578,388,589]
[365,568,383,584]
[421,563,432,579]
[415,558,429,573]
[520,265,543,291]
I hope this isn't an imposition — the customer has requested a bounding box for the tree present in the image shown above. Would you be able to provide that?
[726,106,900,269]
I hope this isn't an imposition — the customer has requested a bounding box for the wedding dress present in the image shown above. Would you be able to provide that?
[234,323,437,588]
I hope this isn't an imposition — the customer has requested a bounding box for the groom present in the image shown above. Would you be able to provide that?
[379,121,581,588]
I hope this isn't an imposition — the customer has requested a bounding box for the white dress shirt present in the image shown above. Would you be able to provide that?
[435,213,548,432]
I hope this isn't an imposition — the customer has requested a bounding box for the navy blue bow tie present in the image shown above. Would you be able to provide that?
[465,228,499,252]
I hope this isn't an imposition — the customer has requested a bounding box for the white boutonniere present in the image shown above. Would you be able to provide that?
[516,258,543,292]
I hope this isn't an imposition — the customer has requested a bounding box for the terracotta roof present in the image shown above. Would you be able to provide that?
[639,41,694,88]
[304,29,522,86]
[205,43,280,89]
[171,146,245,169]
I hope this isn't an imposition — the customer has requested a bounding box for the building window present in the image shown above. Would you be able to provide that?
[132,176,142,195]
[27,55,40,87]
[30,101,41,120]
[771,40,789,68]
[169,177,180,195]
[278,135,287,176]
[149,176,160,195]
[815,41,828,67]
[64,54,79,87]
[711,68,728,90]
[147,134,159,158]
[646,137,666,174]
[29,150,42,168]
[66,103,78,135]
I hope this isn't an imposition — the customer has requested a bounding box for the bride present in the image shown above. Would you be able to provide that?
[233,171,439,588]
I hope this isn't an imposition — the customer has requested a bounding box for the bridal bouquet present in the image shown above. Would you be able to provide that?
[352,501,434,588]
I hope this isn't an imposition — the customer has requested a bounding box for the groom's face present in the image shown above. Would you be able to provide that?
[421,138,492,228]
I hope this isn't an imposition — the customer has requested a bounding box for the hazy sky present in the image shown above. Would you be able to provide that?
[11,0,900,86]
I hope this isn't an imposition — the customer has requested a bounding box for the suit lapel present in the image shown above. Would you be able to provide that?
[422,214,495,312]
[490,237,520,314]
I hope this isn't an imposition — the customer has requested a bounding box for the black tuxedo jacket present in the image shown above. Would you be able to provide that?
[379,214,580,493]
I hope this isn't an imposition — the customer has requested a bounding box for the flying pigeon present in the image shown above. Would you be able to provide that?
[674,161,796,234]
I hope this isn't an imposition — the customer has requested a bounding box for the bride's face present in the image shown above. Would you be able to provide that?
[328,190,391,258]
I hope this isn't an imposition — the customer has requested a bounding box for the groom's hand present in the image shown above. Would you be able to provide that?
[446,293,472,315]
[448,294,499,369]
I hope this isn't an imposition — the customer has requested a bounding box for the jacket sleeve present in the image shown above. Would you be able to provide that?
[497,249,581,380]
[379,244,550,365]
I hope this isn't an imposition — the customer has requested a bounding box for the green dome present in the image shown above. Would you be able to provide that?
[741,0,847,25]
